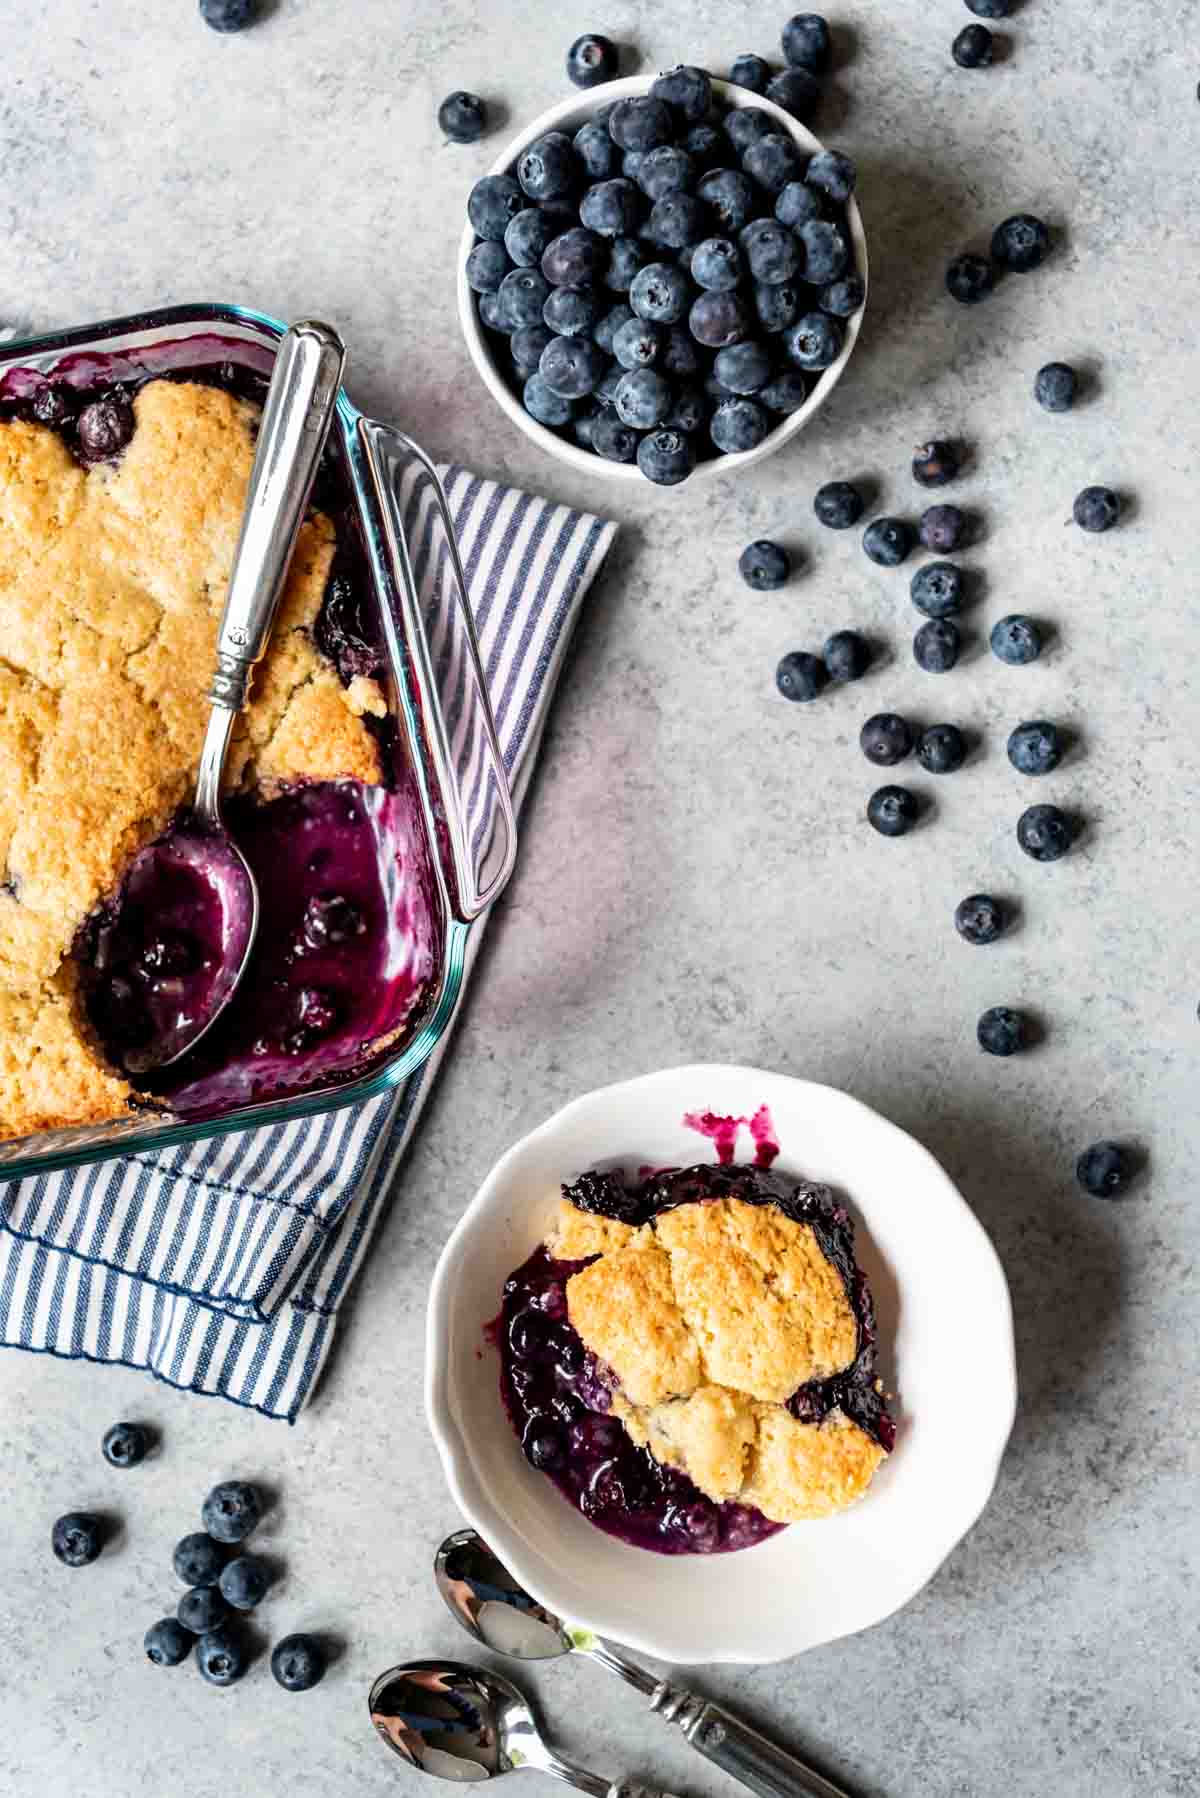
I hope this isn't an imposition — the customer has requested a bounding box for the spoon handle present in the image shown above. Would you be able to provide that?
[648,1687,851,1798]
[207,319,346,712]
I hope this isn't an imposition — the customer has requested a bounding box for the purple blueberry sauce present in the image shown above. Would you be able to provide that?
[682,1102,780,1167]
[495,1161,894,1556]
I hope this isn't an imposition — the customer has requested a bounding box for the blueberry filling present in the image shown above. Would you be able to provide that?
[496,1162,893,1555]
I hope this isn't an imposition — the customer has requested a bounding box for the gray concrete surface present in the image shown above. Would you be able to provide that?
[2,2,1198,1794]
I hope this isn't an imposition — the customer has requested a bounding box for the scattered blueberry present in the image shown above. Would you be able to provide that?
[690,289,751,348]
[77,394,134,462]
[1017,803,1073,861]
[175,1533,226,1587]
[782,311,843,370]
[637,429,697,485]
[714,339,772,393]
[953,23,994,67]
[650,65,713,122]
[1075,1141,1135,1198]
[609,95,674,152]
[776,650,827,702]
[613,315,662,368]
[760,369,808,413]
[201,1480,262,1545]
[910,561,965,617]
[1007,719,1062,775]
[438,91,487,144]
[636,145,695,200]
[774,180,820,229]
[542,227,607,286]
[465,240,511,294]
[946,253,995,304]
[271,1633,326,1693]
[765,67,822,121]
[219,1554,272,1612]
[912,439,960,487]
[860,713,913,766]
[917,722,967,773]
[990,615,1041,665]
[739,540,791,590]
[1035,362,1077,412]
[711,395,770,453]
[867,786,919,837]
[614,367,672,429]
[919,504,967,553]
[145,1618,193,1667]
[730,53,771,93]
[196,1627,248,1687]
[797,218,849,284]
[539,336,607,398]
[567,34,619,89]
[52,1512,102,1568]
[992,214,1050,273]
[823,630,870,682]
[101,1422,147,1469]
[591,410,640,463]
[814,481,864,530]
[914,618,961,672]
[1073,486,1121,532]
[697,167,757,233]
[543,284,599,337]
[468,174,524,241]
[806,149,856,204]
[955,894,1006,945]
[966,0,1011,12]
[821,274,866,316]
[179,1585,229,1636]
[630,261,691,323]
[863,517,915,566]
[977,1007,1027,1057]
[198,0,255,30]
[781,13,832,73]
[574,119,620,180]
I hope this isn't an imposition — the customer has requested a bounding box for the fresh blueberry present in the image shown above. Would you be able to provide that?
[478,292,508,334]
[1073,486,1121,532]
[660,324,700,376]
[821,274,866,316]
[759,369,808,412]
[782,12,831,72]
[739,540,791,590]
[52,1512,102,1567]
[917,722,967,773]
[621,148,648,183]
[201,1480,262,1545]
[863,517,916,566]
[595,364,623,406]
[77,394,134,462]
[498,268,552,333]
[609,95,674,152]
[743,132,803,195]
[867,786,919,837]
[438,91,487,143]
[523,373,575,427]
[1018,803,1073,861]
[1035,362,1077,412]
[797,217,850,284]
[814,480,864,530]
[465,240,510,294]
[955,894,1005,944]
[990,614,1041,665]
[774,181,820,230]
[919,504,967,553]
[860,713,913,766]
[574,120,620,180]
[145,1618,193,1666]
[543,284,599,337]
[753,279,801,333]
[666,384,708,432]
[992,213,1050,272]
[101,1422,147,1468]
[682,122,725,167]
[504,208,557,270]
[518,133,577,203]
[714,340,772,393]
[807,149,856,204]
[578,177,639,237]
[199,0,255,30]
[593,303,634,356]
[946,253,995,304]
[730,53,771,93]
[1076,1141,1135,1198]
[776,651,826,702]
[218,1554,272,1612]
[696,167,756,235]
[967,0,1011,12]
[174,1533,226,1587]
[613,316,661,368]
[637,428,696,485]
[635,145,695,200]
[468,174,524,241]
[650,65,713,122]
[711,396,771,453]
[724,108,772,155]
[572,409,600,450]
[823,629,870,682]
[539,335,607,398]
[1007,719,1062,775]
[196,1627,247,1687]
[766,67,822,121]
[645,191,707,250]
[740,217,801,283]
[912,439,960,487]
[630,260,691,323]
[977,1007,1027,1057]
[689,289,750,348]
[604,235,647,291]
[614,368,671,429]
[953,24,995,67]
[910,561,964,617]
[271,1633,326,1693]
[782,311,843,369]
[542,227,607,286]
[178,1585,229,1635]
[692,236,742,291]
[510,324,555,375]
[567,32,619,88]
[914,618,961,672]
[591,410,640,462]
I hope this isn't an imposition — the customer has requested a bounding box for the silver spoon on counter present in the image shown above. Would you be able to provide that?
[123,318,346,1073]
[434,1531,851,1798]
[369,1660,682,1798]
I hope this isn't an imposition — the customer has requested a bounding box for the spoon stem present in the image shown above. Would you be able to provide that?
[580,1640,659,1697]
[533,1748,615,1798]
[194,704,236,828]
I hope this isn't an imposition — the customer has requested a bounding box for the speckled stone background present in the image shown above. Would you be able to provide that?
[2,1,1198,1794]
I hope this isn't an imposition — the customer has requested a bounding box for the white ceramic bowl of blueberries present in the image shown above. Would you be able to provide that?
[426,1064,1017,1665]
[457,72,868,486]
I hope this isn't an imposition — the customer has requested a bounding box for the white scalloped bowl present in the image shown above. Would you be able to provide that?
[426,1065,1016,1665]
[457,78,868,485]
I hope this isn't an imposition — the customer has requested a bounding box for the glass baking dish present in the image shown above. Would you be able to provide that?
[0,302,516,1179]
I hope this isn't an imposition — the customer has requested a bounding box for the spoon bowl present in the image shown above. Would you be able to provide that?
[434,1530,572,1661]
[369,1661,542,1781]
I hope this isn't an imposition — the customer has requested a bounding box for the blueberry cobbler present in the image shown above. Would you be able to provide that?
[497,1162,894,1554]
[0,368,439,1138]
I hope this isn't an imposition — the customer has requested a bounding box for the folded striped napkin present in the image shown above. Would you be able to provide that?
[0,465,616,1420]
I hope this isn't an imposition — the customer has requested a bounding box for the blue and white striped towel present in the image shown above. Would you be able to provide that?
[0,465,616,1420]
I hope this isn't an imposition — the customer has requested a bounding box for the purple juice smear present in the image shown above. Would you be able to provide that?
[682,1102,779,1167]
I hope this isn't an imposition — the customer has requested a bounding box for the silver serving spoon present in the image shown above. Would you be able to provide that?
[124,319,346,1073]
[369,1660,681,1798]
[435,1532,851,1798]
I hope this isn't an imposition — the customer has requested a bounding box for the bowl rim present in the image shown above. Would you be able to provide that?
[426,1062,1018,1665]
[457,76,869,485]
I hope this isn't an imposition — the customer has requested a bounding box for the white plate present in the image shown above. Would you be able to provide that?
[426,1065,1016,1665]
